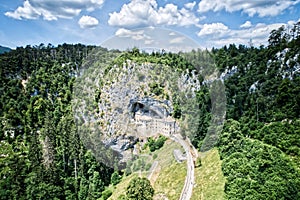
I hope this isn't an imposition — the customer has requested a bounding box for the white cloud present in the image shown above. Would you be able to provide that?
[169,32,177,36]
[144,40,154,45]
[184,1,196,10]
[240,21,252,28]
[5,0,104,20]
[103,27,200,53]
[287,19,300,26]
[198,0,300,17]
[115,28,151,41]
[197,23,229,37]
[115,28,137,37]
[78,15,99,29]
[197,22,290,48]
[5,1,40,20]
[108,0,200,28]
[170,36,186,44]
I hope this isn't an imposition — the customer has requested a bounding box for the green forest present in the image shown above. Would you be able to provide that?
[214,23,300,199]
[0,22,300,199]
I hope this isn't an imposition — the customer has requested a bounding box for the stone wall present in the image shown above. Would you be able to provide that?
[135,112,177,136]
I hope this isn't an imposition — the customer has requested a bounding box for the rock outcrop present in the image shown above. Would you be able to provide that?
[129,97,172,119]
[73,56,202,168]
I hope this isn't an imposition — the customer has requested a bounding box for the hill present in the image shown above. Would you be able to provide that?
[213,23,300,199]
[0,22,299,200]
[0,45,11,54]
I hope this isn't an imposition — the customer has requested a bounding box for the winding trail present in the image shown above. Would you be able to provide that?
[171,134,195,200]
[148,161,159,182]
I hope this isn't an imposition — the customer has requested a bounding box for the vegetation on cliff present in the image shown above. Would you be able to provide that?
[0,22,299,199]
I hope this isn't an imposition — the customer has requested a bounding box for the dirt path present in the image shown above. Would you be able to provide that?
[148,161,160,184]
[171,134,195,200]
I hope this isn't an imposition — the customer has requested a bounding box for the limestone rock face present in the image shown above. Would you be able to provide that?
[129,97,172,119]
[103,135,139,164]
[101,96,178,164]
[73,55,201,168]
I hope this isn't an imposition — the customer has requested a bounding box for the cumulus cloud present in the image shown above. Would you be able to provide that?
[5,1,40,20]
[240,21,252,28]
[170,36,186,44]
[5,0,104,20]
[108,0,200,28]
[197,23,229,37]
[115,28,137,37]
[103,27,200,53]
[197,21,290,47]
[184,1,196,10]
[144,40,154,45]
[169,32,177,36]
[78,15,99,29]
[198,0,300,17]
[115,28,151,41]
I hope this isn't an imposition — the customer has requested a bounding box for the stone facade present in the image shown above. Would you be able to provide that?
[134,112,177,136]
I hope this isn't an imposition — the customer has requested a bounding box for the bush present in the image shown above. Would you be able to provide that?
[149,82,164,96]
[152,154,158,159]
[126,177,154,200]
[117,194,127,200]
[111,171,122,186]
[195,157,202,168]
[145,163,152,171]
[102,189,112,200]
[147,136,167,152]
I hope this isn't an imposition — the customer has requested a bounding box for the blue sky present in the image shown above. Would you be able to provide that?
[0,0,299,50]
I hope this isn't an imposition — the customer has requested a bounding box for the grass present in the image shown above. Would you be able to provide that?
[152,140,186,200]
[108,143,225,200]
[191,148,225,200]
[153,160,186,200]
[108,139,186,200]
[107,173,140,200]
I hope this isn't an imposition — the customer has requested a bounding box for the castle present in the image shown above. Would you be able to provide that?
[129,97,178,137]
[134,111,178,137]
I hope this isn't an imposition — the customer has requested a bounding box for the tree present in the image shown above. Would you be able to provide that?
[268,26,287,47]
[87,170,104,199]
[126,177,154,200]
[111,171,122,185]
[147,136,167,152]
[78,177,88,200]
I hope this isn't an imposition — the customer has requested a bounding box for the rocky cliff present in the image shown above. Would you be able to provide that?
[73,51,203,168]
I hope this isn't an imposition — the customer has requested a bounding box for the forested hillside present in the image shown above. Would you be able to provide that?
[0,46,11,54]
[214,23,300,199]
[0,22,299,200]
[0,44,115,199]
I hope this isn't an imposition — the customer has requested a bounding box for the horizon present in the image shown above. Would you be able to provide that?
[0,0,300,50]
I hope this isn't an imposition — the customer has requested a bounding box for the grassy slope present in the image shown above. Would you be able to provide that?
[108,143,225,200]
[191,148,225,200]
[108,139,186,200]
[107,173,139,200]
[153,161,186,200]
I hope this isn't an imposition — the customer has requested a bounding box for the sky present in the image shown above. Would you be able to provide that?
[0,0,300,51]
